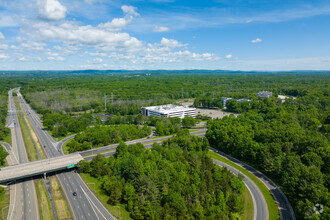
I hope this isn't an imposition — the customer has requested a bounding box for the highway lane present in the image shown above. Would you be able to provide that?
[213,159,265,220]
[17,90,115,220]
[0,141,11,152]
[210,148,295,220]
[79,129,206,157]
[7,89,39,220]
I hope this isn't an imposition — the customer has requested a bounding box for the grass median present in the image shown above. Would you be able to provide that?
[14,96,38,161]
[208,151,280,220]
[51,177,72,220]
[35,180,54,220]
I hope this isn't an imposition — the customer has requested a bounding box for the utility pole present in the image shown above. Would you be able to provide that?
[111,92,114,103]
[104,93,107,111]
[181,88,184,99]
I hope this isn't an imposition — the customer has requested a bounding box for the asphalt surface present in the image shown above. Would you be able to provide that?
[17,90,115,220]
[79,129,206,157]
[210,148,296,220]
[0,141,11,152]
[7,89,39,220]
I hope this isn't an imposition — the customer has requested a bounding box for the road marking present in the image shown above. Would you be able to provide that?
[56,175,77,220]
[31,180,40,220]
[9,182,17,220]
[80,186,105,220]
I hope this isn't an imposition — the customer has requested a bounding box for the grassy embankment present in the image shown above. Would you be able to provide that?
[51,177,72,220]
[35,180,54,220]
[208,151,280,220]
[0,187,10,220]
[80,173,131,219]
[2,132,11,147]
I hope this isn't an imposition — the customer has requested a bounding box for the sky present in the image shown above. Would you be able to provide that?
[0,0,329,71]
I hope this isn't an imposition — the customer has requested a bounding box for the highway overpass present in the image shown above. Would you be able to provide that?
[0,153,83,183]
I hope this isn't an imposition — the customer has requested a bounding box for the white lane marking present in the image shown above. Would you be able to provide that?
[9,183,17,220]
[245,179,258,220]
[80,186,105,220]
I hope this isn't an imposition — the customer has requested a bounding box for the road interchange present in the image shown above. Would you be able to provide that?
[1,88,295,220]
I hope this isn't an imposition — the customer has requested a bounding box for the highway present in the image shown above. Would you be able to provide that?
[210,148,296,220]
[16,90,115,220]
[6,89,39,220]
[0,154,83,183]
[12,88,294,220]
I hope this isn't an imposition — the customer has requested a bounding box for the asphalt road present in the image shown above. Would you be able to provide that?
[7,89,39,220]
[210,148,296,220]
[79,129,206,157]
[17,90,115,220]
[0,141,11,152]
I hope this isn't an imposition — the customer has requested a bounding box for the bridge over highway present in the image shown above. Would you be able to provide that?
[0,153,83,184]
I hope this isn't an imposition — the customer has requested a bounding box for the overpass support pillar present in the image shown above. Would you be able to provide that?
[44,173,46,180]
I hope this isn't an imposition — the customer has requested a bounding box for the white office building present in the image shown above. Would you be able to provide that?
[256,91,273,98]
[141,104,196,118]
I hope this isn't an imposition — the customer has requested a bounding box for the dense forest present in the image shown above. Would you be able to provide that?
[1,71,329,218]
[66,124,151,153]
[78,131,246,219]
[20,72,329,115]
[207,93,330,219]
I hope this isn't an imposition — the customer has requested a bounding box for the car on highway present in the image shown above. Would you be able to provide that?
[73,192,77,196]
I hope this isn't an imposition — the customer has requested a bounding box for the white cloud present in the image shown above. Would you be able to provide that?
[0,44,8,50]
[88,57,103,64]
[153,26,170,32]
[0,54,9,59]
[0,16,18,27]
[31,22,143,52]
[85,51,107,57]
[226,54,233,59]
[251,38,262,43]
[160,37,186,49]
[121,5,139,16]
[47,56,64,61]
[38,0,67,20]
[0,32,5,40]
[12,41,46,51]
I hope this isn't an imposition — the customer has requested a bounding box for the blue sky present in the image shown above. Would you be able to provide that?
[0,0,329,70]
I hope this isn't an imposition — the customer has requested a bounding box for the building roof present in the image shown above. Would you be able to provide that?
[143,104,196,114]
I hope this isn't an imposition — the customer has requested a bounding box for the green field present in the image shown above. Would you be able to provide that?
[35,180,54,220]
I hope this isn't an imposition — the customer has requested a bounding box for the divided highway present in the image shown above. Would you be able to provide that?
[6,89,39,220]
[7,88,294,220]
[16,90,115,220]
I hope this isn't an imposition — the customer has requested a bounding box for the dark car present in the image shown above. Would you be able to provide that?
[73,192,77,196]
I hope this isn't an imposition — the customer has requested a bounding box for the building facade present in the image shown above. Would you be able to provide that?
[256,91,273,98]
[141,104,196,118]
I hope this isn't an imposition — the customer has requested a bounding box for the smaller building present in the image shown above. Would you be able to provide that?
[141,104,196,118]
[221,97,233,107]
[256,91,272,98]
[222,97,251,107]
